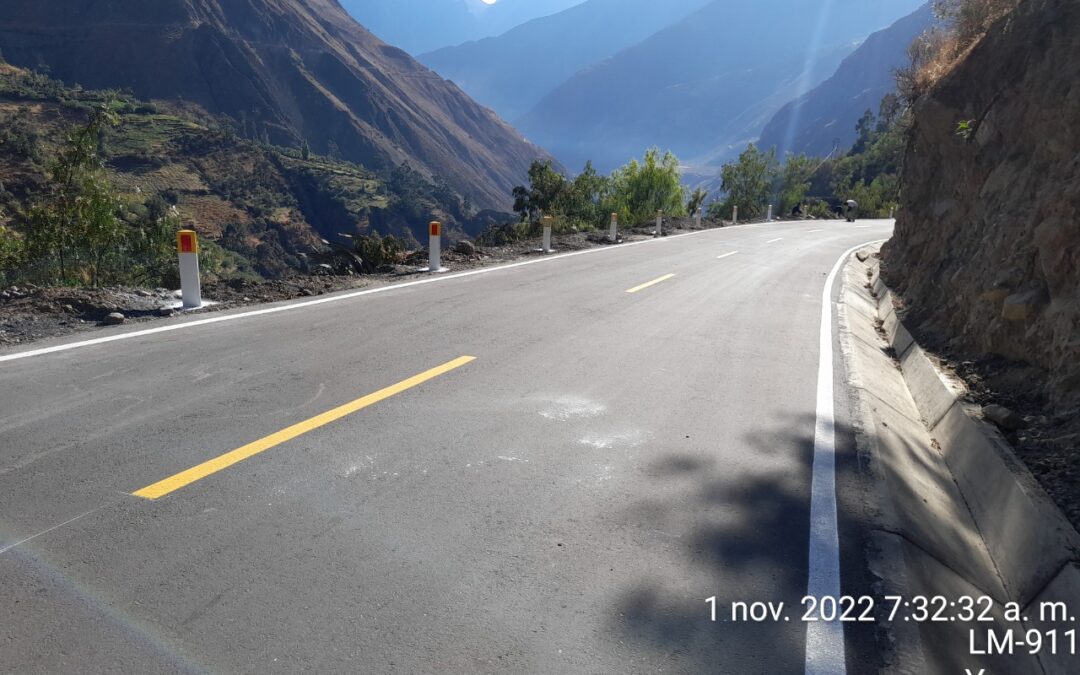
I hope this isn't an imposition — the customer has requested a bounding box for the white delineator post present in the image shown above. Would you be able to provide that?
[695,208,703,229]
[767,203,773,221]
[428,220,442,272]
[177,229,201,309]
[542,216,553,253]
[732,205,738,225]
[655,210,663,237]
[609,212,618,243]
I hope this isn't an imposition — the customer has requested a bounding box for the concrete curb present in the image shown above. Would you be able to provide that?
[875,274,1080,613]
[843,248,1080,674]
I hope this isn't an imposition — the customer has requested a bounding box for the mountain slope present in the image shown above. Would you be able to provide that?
[757,4,934,158]
[0,66,489,282]
[517,0,926,172]
[339,0,585,55]
[419,0,709,121]
[0,0,550,210]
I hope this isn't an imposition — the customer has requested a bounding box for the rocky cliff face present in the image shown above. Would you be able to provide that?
[0,0,550,210]
[882,0,1079,409]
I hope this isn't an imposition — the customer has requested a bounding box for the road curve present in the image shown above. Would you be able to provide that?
[0,220,892,674]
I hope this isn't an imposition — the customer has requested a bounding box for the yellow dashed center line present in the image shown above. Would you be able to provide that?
[133,356,477,500]
[626,274,676,294]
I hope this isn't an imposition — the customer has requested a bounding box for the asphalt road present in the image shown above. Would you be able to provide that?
[0,219,893,674]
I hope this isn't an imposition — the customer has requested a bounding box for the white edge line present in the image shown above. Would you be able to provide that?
[808,229,824,233]
[716,251,738,260]
[0,224,767,364]
[766,237,785,244]
[804,239,884,675]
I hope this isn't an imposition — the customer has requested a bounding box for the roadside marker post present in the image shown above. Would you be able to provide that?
[695,208,703,229]
[767,204,773,221]
[176,229,202,309]
[655,210,663,237]
[609,212,618,243]
[542,216,553,253]
[733,205,738,225]
[428,221,443,272]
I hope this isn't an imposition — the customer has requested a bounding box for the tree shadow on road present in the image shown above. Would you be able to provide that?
[605,412,879,674]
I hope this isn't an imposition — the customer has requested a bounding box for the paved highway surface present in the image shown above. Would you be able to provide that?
[0,220,892,674]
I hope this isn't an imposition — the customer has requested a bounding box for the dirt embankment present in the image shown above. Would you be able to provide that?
[882,0,1079,523]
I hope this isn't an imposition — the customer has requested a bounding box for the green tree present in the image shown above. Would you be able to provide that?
[23,99,124,285]
[605,148,685,225]
[0,221,24,284]
[556,161,609,228]
[512,160,566,222]
[851,109,877,154]
[776,154,816,216]
[123,201,182,286]
[713,144,778,219]
[686,187,708,216]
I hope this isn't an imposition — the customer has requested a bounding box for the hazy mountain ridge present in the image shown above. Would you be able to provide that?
[517,0,925,172]
[0,0,551,210]
[757,3,935,158]
[339,0,585,54]
[419,0,710,121]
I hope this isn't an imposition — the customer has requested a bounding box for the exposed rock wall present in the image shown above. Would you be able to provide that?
[882,0,1080,409]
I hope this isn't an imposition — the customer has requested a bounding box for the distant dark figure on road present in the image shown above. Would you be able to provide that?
[845,199,858,223]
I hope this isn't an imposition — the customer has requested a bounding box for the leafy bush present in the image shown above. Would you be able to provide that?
[710,144,778,220]
[0,222,25,284]
[511,149,685,232]
[353,233,405,272]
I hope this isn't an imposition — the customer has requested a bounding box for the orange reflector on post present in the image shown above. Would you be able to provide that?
[177,230,198,254]
[429,221,442,238]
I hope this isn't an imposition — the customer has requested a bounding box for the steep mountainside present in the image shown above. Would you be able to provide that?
[419,0,709,121]
[339,0,585,54]
[0,68,486,280]
[518,0,925,172]
[883,0,1079,410]
[0,0,550,210]
[758,3,934,158]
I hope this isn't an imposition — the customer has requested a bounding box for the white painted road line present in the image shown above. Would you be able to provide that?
[0,224,764,364]
[808,229,824,233]
[804,240,881,675]
[766,237,785,244]
[716,251,738,260]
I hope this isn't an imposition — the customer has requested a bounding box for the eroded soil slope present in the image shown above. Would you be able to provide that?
[883,0,1079,523]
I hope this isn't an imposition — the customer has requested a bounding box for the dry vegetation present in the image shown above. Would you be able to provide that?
[898,0,1022,101]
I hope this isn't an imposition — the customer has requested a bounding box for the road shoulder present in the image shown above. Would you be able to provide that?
[837,248,1048,674]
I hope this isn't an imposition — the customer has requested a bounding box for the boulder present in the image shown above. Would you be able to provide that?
[982,404,1027,431]
[102,312,126,325]
[454,240,477,255]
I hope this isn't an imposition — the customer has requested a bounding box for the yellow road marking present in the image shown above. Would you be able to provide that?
[133,356,477,500]
[626,274,676,294]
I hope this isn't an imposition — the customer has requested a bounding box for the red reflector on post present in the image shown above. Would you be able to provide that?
[177,230,198,254]
[429,221,441,237]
